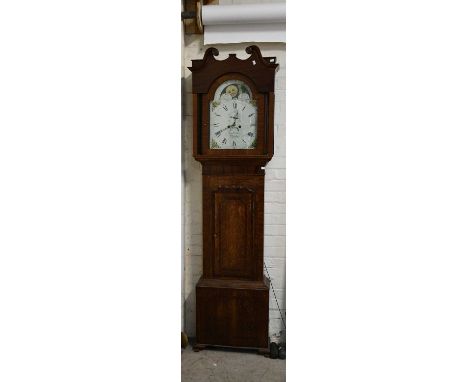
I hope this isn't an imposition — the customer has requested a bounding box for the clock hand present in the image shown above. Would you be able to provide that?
[215,122,238,137]
[214,126,230,137]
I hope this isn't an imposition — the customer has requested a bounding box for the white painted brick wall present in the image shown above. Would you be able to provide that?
[182,27,286,338]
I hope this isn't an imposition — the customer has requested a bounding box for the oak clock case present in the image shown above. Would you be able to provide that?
[189,46,278,353]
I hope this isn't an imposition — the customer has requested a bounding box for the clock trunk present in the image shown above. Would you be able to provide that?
[203,173,264,281]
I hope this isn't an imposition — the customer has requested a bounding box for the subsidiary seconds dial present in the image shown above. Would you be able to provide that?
[209,80,257,150]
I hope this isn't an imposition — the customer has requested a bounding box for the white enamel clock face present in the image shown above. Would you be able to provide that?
[209,80,257,149]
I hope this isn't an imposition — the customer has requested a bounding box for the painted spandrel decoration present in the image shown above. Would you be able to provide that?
[210,80,257,149]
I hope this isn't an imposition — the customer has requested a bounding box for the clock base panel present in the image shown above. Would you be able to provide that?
[195,276,270,350]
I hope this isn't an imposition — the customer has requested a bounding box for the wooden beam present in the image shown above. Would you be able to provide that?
[183,0,219,35]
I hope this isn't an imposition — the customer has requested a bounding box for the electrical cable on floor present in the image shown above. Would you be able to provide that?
[263,262,286,331]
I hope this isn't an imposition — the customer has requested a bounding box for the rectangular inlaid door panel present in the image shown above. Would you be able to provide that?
[203,175,265,281]
[213,188,254,279]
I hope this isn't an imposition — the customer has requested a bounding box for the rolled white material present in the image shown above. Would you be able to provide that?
[202,3,285,25]
[202,3,286,45]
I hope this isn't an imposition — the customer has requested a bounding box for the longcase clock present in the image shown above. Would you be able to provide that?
[189,46,278,353]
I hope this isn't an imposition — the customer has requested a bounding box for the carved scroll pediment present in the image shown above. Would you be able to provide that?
[188,45,278,93]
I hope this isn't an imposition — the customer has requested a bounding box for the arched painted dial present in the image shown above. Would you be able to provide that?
[209,80,257,149]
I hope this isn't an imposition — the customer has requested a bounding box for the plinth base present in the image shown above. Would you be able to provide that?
[192,343,270,357]
[195,277,270,351]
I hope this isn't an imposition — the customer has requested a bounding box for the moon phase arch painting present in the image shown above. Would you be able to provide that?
[213,79,253,102]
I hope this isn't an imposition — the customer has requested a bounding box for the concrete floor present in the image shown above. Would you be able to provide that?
[181,345,286,382]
